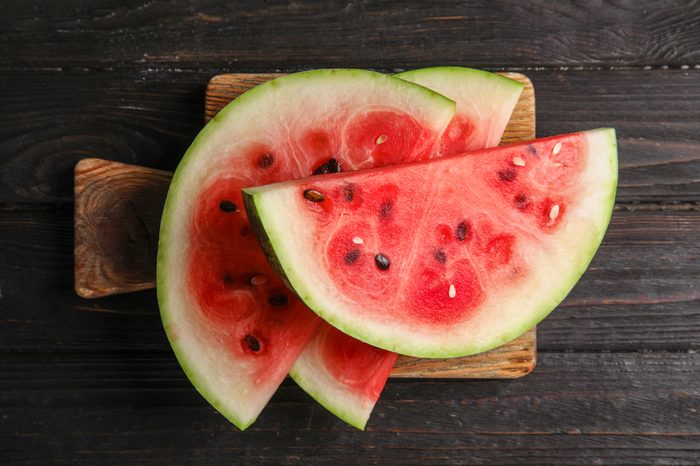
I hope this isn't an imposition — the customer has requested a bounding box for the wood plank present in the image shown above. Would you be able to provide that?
[74,159,171,298]
[2,69,698,205]
[0,69,202,205]
[1,209,697,353]
[4,435,698,466]
[3,1,700,69]
[392,329,535,378]
[2,352,698,465]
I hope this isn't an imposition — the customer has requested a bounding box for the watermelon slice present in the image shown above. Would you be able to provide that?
[290,324,399,429]
[243,129,618,358]
[397,67,524,155]
[157,69,457,429]
[289,68,524,429]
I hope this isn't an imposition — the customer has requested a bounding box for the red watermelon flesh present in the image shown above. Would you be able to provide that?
[243,129,618,358]
[157,69,456,430]
[290,68,525,429]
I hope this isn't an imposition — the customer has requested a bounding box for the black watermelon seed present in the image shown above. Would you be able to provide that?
[456,221,469,241]
[269,293,289,307]
[527,144,538,157]
[312,157,341,176]
[498,168,517,182]
[222,274,234,285]
[380,201,393,218]
[257,153,275,169]
[303,189,326,202]
[433,249,447,264]
[514,193,531,210]
[243,334,261,352]
[375,253,391,271]
[327,158,340,173]
[344,249,361,265]
[343,184,354,202]
[312,162,330,175]
[219,200,238,212]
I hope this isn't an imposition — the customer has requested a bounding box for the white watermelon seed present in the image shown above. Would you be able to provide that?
[549,204,560,221]
[552,142,562,155]
[352,236,364,244]
[512,156,526,167]
[375,134,388,145]
[250,274,268,286]
[448,284,456,298]
[553,162,563,167]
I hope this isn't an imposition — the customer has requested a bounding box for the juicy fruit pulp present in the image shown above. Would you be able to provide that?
[157,69,456,429]
[244,129,618,358]
[290,68,525,428]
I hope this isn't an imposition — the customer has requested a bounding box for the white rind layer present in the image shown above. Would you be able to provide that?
[157,69,456,429]
[245,129,618,358]
[396,67,524,148]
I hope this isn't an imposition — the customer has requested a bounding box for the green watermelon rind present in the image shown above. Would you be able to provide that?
[157,69,457,430]
[243,128,618,358]
[395,66,524,88]
[289,363,371,430]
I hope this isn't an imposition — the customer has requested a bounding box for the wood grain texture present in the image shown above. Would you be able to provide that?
[0,69,202,205]
[3,2,700,461]
[2,351,698,465]
[392,328,535,378]
[3,69,700,206]
[74,158,171,298]
[3,1,700,70]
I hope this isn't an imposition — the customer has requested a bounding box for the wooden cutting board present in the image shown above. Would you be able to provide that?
[74,72,537,379]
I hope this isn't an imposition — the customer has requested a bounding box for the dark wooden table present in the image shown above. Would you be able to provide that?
[2,1,699,464]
